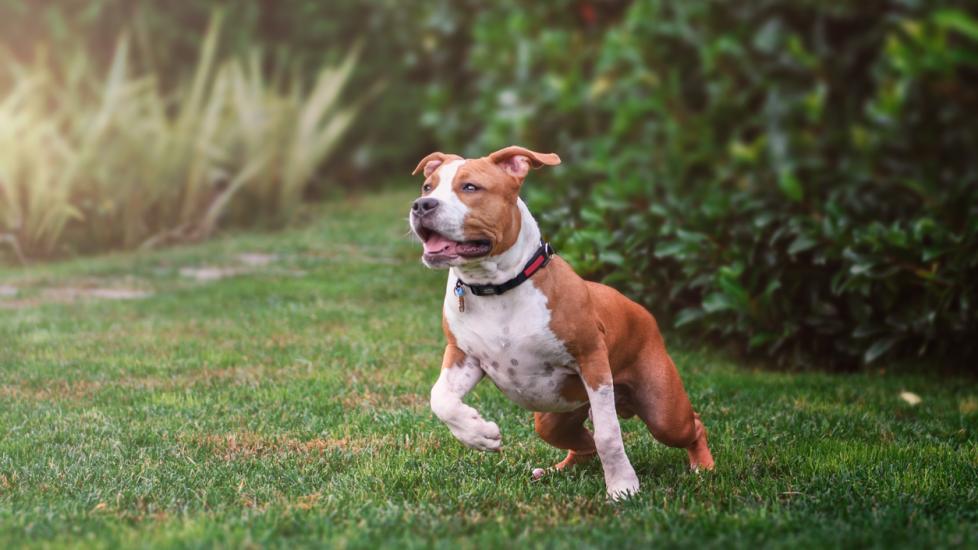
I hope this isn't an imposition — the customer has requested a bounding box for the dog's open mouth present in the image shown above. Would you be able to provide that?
[416,227,491,259]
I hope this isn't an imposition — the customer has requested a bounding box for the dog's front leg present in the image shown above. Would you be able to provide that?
[430,345,501,452]
[580,350,640,500]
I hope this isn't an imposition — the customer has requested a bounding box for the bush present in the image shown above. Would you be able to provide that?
[0,14,359,258]
[424,0,978,369]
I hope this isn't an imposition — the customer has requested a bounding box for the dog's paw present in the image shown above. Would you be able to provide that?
[606,472,640,501]
[452,419,502,452]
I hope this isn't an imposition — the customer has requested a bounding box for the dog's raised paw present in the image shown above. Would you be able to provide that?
[452,419,502,452]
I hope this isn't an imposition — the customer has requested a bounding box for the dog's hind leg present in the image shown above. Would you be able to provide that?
[627,350,714,471]
[533,407,596,476]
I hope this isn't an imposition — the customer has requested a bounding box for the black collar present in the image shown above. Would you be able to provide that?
[454,240,555,298]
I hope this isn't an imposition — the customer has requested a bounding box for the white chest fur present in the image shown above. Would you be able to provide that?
[443,274,584,413]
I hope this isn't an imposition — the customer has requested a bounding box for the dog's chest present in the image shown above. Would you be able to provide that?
[444,278,584,412]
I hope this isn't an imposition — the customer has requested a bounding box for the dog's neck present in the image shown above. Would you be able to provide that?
[452,198,541,286]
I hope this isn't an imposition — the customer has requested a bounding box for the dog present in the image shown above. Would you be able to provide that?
[409,145,714,499]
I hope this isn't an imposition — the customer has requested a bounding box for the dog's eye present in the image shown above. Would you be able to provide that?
[461,183,480,192]
[422,183,432,193]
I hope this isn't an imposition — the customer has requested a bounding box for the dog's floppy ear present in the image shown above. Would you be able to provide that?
[488,145,561,181]
[412,152,451,177]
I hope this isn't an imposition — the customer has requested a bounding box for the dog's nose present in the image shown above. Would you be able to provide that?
[412,197,439,216]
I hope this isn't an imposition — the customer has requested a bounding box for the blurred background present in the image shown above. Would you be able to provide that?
[1,0,975,370]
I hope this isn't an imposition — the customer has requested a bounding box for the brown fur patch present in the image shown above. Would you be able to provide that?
[558,375,589,403]
[451,158,524,255]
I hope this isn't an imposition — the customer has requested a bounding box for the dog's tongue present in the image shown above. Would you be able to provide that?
[423,233,459,255]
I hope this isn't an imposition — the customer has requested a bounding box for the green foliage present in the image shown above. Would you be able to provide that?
[424,0,978,369]
[0,14,360,259]
[0,0,461,182]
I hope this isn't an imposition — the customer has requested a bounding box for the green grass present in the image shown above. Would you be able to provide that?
[1,189,976,549]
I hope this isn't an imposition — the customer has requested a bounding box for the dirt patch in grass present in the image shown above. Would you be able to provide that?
[293,492,323,511]
[0,279,153,309]
[178,251,305,282]
[237,253,277,267]
[0,379,104,401]
[0,363,316,403]
[0,250,295,308]
[190,432,393,461]
[305,244,405,265]
[960,396,978,415]
[47,287,152,300]
[178,266,249,282]
[339,367,428,411]
[341,388,427,411]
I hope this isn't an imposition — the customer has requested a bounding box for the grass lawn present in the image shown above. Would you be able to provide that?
[1,189,976,548]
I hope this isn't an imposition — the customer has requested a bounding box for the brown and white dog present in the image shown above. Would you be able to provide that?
[409,145,714,499]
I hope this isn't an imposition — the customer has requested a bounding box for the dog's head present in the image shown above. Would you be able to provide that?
[409,146,560,268]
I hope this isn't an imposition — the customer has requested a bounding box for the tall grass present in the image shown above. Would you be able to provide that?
[0,14,361,260]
